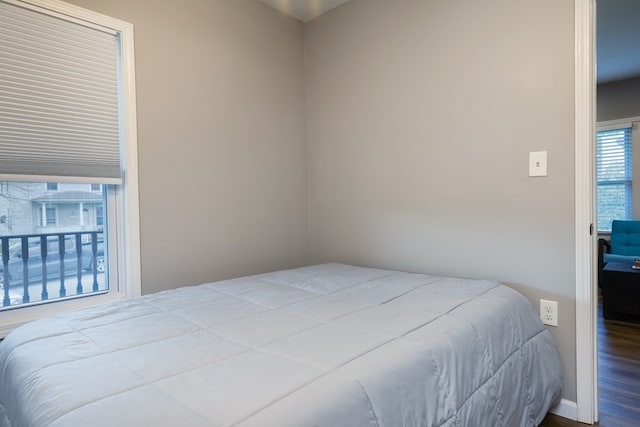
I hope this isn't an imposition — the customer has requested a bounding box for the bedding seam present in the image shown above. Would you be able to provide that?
[355,379,381,427]
[439,327,550,426]
[231,285,505,425]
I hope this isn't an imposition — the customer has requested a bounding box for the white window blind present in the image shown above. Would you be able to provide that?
[596,126,633,232]
[0,0,122,183]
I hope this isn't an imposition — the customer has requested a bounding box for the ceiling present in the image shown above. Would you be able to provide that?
[258,0,351,22]
[260,0,640,85]
[597,0,640,84]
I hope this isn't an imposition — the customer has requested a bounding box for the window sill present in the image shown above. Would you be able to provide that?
[0,291,125,338]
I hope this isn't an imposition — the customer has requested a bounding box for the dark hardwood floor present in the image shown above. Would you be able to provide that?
[540,301,640,427]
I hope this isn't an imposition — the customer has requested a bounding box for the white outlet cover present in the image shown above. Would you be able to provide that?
[540,299,558,327]
[529,151,547,177]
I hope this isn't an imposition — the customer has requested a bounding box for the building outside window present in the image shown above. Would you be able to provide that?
[0,181,106,303]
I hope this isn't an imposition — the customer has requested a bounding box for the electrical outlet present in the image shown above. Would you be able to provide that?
[540,299,558,327]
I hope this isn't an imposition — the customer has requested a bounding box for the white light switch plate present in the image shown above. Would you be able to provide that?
[529,151,547,177]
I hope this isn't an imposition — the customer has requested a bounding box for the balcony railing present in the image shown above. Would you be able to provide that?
[0,231,105,308]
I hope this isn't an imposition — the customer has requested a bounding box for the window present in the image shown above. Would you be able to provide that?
[596,125,633,232]
[43,207,57,227]
[2,182,106,304]
[96,206,104,227]
[0,0,140,332]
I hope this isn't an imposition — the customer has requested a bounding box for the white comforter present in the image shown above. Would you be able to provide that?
[0,264,562,426]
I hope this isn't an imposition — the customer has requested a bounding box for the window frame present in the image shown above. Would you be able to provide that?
[96,205,104,227]
[595,120,636,233]
[0,0,140,336]
[45,183,59,192]
[44,206,58,227]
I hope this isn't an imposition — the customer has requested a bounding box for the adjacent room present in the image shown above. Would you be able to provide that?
[594,0,640,426]
[0,0,605,425]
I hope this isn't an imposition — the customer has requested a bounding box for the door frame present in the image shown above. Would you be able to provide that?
[574,0,597,423]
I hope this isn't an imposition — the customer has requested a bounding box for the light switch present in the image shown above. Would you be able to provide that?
[529,151,547,177]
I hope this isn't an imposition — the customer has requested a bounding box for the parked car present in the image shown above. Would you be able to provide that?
[0,235,104,288]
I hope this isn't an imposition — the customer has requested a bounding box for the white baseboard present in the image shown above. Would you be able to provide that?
[550,399,578,421]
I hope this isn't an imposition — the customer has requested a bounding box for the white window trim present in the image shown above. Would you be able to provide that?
[0,0,140,337]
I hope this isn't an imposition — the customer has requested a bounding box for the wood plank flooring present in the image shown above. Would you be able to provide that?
[540,302,640,427]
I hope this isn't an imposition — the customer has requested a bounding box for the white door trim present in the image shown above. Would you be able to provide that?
[574,0,597,423]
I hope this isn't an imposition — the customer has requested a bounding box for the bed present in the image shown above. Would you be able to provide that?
[0,263,562,426]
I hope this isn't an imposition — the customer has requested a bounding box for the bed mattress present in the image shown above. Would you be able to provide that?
[0,263,562,426]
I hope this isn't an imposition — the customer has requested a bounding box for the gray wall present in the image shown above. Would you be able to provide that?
[304,0,576,401]
[65,0,309,291]
[63,0,578,404]
[598,77,640,121]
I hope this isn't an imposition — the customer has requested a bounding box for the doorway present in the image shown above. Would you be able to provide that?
[583,0,640,424]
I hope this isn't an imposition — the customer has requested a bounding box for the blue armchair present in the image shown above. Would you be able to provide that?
[603,220,640,265]
[599,220,640,287]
